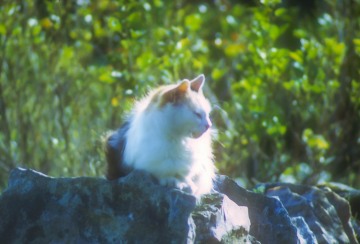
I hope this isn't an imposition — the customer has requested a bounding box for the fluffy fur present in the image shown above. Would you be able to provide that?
[106,74,215,196]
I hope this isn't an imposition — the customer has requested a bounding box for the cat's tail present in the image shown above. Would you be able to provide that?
[103,121,132,180]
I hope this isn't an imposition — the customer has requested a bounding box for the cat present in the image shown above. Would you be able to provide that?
[105,74,215,196]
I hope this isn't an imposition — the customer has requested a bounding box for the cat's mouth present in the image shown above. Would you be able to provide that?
[191,124,211,139]
[191,131,205,139]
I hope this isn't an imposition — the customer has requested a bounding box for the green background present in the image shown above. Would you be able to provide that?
[0,0,359,190]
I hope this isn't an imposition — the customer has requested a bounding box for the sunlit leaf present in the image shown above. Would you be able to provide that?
[211,68,226,80]
[111,97,119,107]
[0,24,7,35]
[225,43,245,57]
[274,8,286,17]
[185,14,202,31]
[40,18,53,29]
[107,16,122,32]
[99,72,115,83]
[289,51,303,63]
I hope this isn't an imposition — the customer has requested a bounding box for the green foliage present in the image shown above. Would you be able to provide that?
[0,0,359,190]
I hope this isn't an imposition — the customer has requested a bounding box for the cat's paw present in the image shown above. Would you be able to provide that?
[159,177,192,193]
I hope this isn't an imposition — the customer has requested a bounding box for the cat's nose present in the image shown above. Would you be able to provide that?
[205,121,212,130]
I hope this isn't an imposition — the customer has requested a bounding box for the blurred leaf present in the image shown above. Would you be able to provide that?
[289,51,303,63]
[107,16,122,32]
[111,97,120,107]
[0,24,7,35]
[211,68,226,80]
[274,8,286,17]
[185,14,202,31]
[225,43,246,57]
[40,18,53,29]
[99,67,115,83]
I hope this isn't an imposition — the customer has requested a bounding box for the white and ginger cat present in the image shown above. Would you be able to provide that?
[105,74,215,196]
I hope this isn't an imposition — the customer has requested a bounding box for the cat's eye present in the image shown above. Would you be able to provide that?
[194,111,202,119]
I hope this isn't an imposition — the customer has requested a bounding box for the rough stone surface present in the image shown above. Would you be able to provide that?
[320,181,360,240]
[215,175,299,244]
[0,168,359,243]
[263,183,359,244]
[215,176,360,244]
[0,168,251,243]
[193,193,251,243]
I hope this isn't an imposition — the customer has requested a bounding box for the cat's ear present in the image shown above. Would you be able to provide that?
[178,79,190,94]
[161,80,189,105]
[190,74,205,92]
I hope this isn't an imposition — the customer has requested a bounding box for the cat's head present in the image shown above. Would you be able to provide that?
[150,74,212,139]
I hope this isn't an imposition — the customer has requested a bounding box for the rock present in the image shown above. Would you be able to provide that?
[215,175,299,244]
[320,182,360,242]
[263,183,359,244]
[0,168,251,243]
[215,176,360,244]
[319,182,360,219]
[0,168,359,243]
[193,193,251,243]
